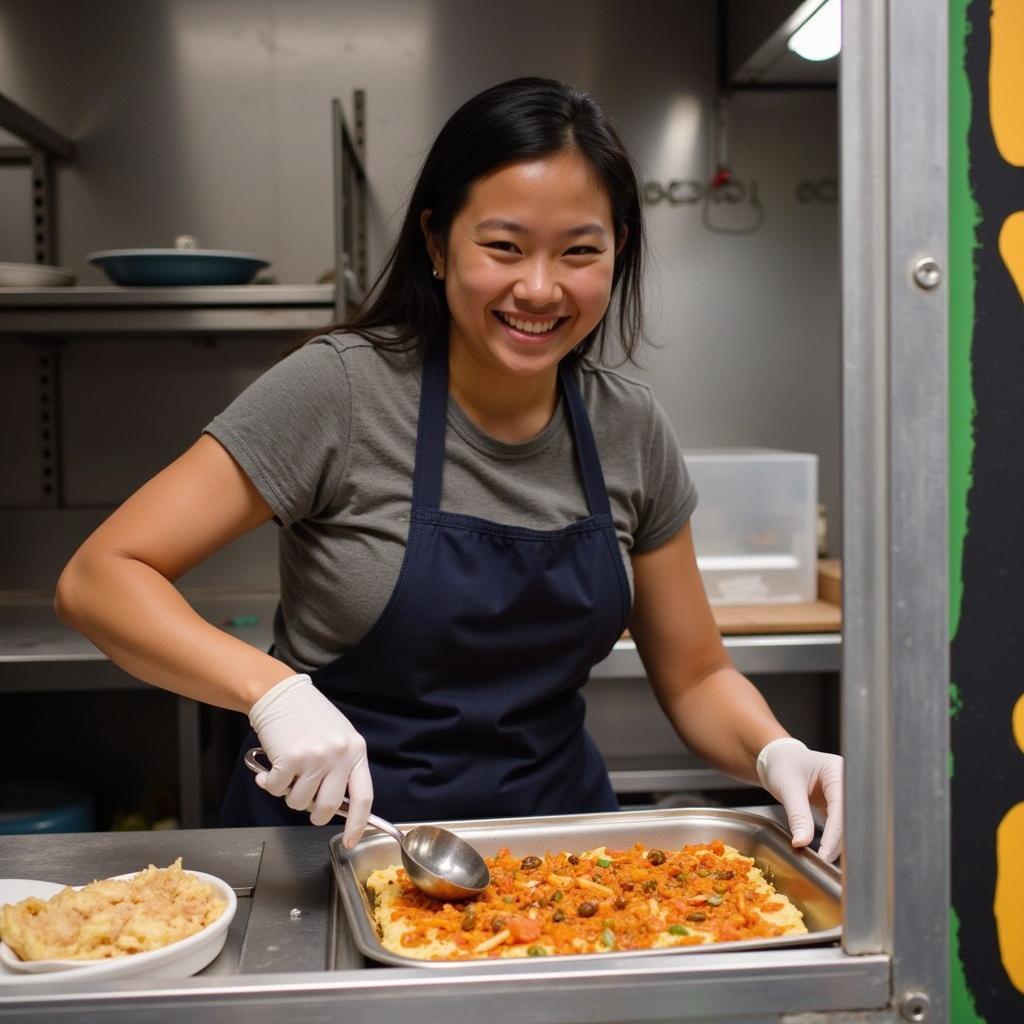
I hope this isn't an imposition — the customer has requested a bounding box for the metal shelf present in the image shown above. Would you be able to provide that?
[0,591,840,677]
[0,593,839,828]
[0,284,334,306]
[600,632,840,677]
[608,765,757,793]
[0,590,277,666]
[0,88,363,332]
[0,591,282,830]
[0,284,336,335]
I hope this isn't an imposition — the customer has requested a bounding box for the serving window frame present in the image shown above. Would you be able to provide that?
[0,0,951,1020]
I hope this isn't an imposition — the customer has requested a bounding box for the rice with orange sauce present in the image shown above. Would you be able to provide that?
[366,839,805,960]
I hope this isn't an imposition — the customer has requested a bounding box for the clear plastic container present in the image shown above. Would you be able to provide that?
[683,448,818,605]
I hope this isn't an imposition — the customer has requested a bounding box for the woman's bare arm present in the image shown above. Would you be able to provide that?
[629,522,789,783]
[55,434,294,712]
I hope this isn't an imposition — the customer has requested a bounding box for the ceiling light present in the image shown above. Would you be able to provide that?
[787,0,841,62]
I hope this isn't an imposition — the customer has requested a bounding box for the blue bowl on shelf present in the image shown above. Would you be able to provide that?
[88,248,269,287]
[0,781,95,834]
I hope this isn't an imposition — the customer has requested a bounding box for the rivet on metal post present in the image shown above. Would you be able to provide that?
[899,990,931,1022]
[912,257,942,289]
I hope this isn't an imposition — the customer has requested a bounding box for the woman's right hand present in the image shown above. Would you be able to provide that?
[247,674,373,845]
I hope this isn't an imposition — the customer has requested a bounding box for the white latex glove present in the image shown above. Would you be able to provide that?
[756,738,843,863]
[248,673,373,845]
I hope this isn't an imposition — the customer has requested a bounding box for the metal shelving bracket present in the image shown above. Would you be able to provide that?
[332,90,368,322]
[0,91,75,266]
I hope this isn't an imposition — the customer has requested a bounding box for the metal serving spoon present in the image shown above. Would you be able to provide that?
[244,748,490,901]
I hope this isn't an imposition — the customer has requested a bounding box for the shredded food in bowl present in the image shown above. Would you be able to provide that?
[367,839,806,960]
[0,858,226,962]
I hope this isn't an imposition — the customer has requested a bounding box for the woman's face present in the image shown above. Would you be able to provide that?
[425,149,619,380]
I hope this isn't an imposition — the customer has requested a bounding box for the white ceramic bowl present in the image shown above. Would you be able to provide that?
[0,262,76,287]
[0,870,236,984]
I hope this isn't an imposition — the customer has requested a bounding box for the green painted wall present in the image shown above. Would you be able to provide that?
[949,0,982,1018]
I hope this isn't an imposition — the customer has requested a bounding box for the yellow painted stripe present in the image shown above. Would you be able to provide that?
[991,1,1024,166]
[1013,693,1024,755]
[998,212,1024,303]
[995,803,1024,993]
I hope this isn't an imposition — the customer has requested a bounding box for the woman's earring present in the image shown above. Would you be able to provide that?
[431,267,440,279]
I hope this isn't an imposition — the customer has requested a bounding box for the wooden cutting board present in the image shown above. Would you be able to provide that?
[619,562,843,638]
[712,599,841,635]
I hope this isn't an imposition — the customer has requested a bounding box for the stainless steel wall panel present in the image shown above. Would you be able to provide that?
[632,87,841,552]
[58,336,287,506]
[0,508,278,593]
[0,0,841,551]
[585,672,830,767]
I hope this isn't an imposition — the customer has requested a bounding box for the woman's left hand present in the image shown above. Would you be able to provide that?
[756,738,843,863]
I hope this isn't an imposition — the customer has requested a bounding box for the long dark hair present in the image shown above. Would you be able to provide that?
[334,77,646,364]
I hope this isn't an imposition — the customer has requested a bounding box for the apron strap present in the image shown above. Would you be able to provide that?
[412,340,611,517]
[411,339,449,510]
[559,357,612,516]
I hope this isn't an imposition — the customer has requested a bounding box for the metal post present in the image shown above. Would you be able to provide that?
[886,0,950,1016]
[332,98,347,323]
[353,89,367,293]
[29,150,55,266]
[332,92,368,322]
[176,696,203,829]
[840,0,892,956]
[842,0,950,1019]
[32,340,63,508]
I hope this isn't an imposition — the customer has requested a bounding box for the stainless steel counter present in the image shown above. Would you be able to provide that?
[0,827,887,1023]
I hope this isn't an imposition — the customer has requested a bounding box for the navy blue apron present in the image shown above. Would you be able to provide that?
[220,339,631,826]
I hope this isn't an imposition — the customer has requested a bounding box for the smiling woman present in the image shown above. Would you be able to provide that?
[335,79,645,364]
[425,151,620,438]
[54,78,842,861]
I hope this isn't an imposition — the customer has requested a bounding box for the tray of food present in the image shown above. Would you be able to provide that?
[329,807,841,968]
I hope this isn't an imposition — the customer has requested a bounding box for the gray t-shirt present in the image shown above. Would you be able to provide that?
[205,334,696,673]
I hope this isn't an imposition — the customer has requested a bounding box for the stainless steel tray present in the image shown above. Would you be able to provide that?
[328,807,841,969]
